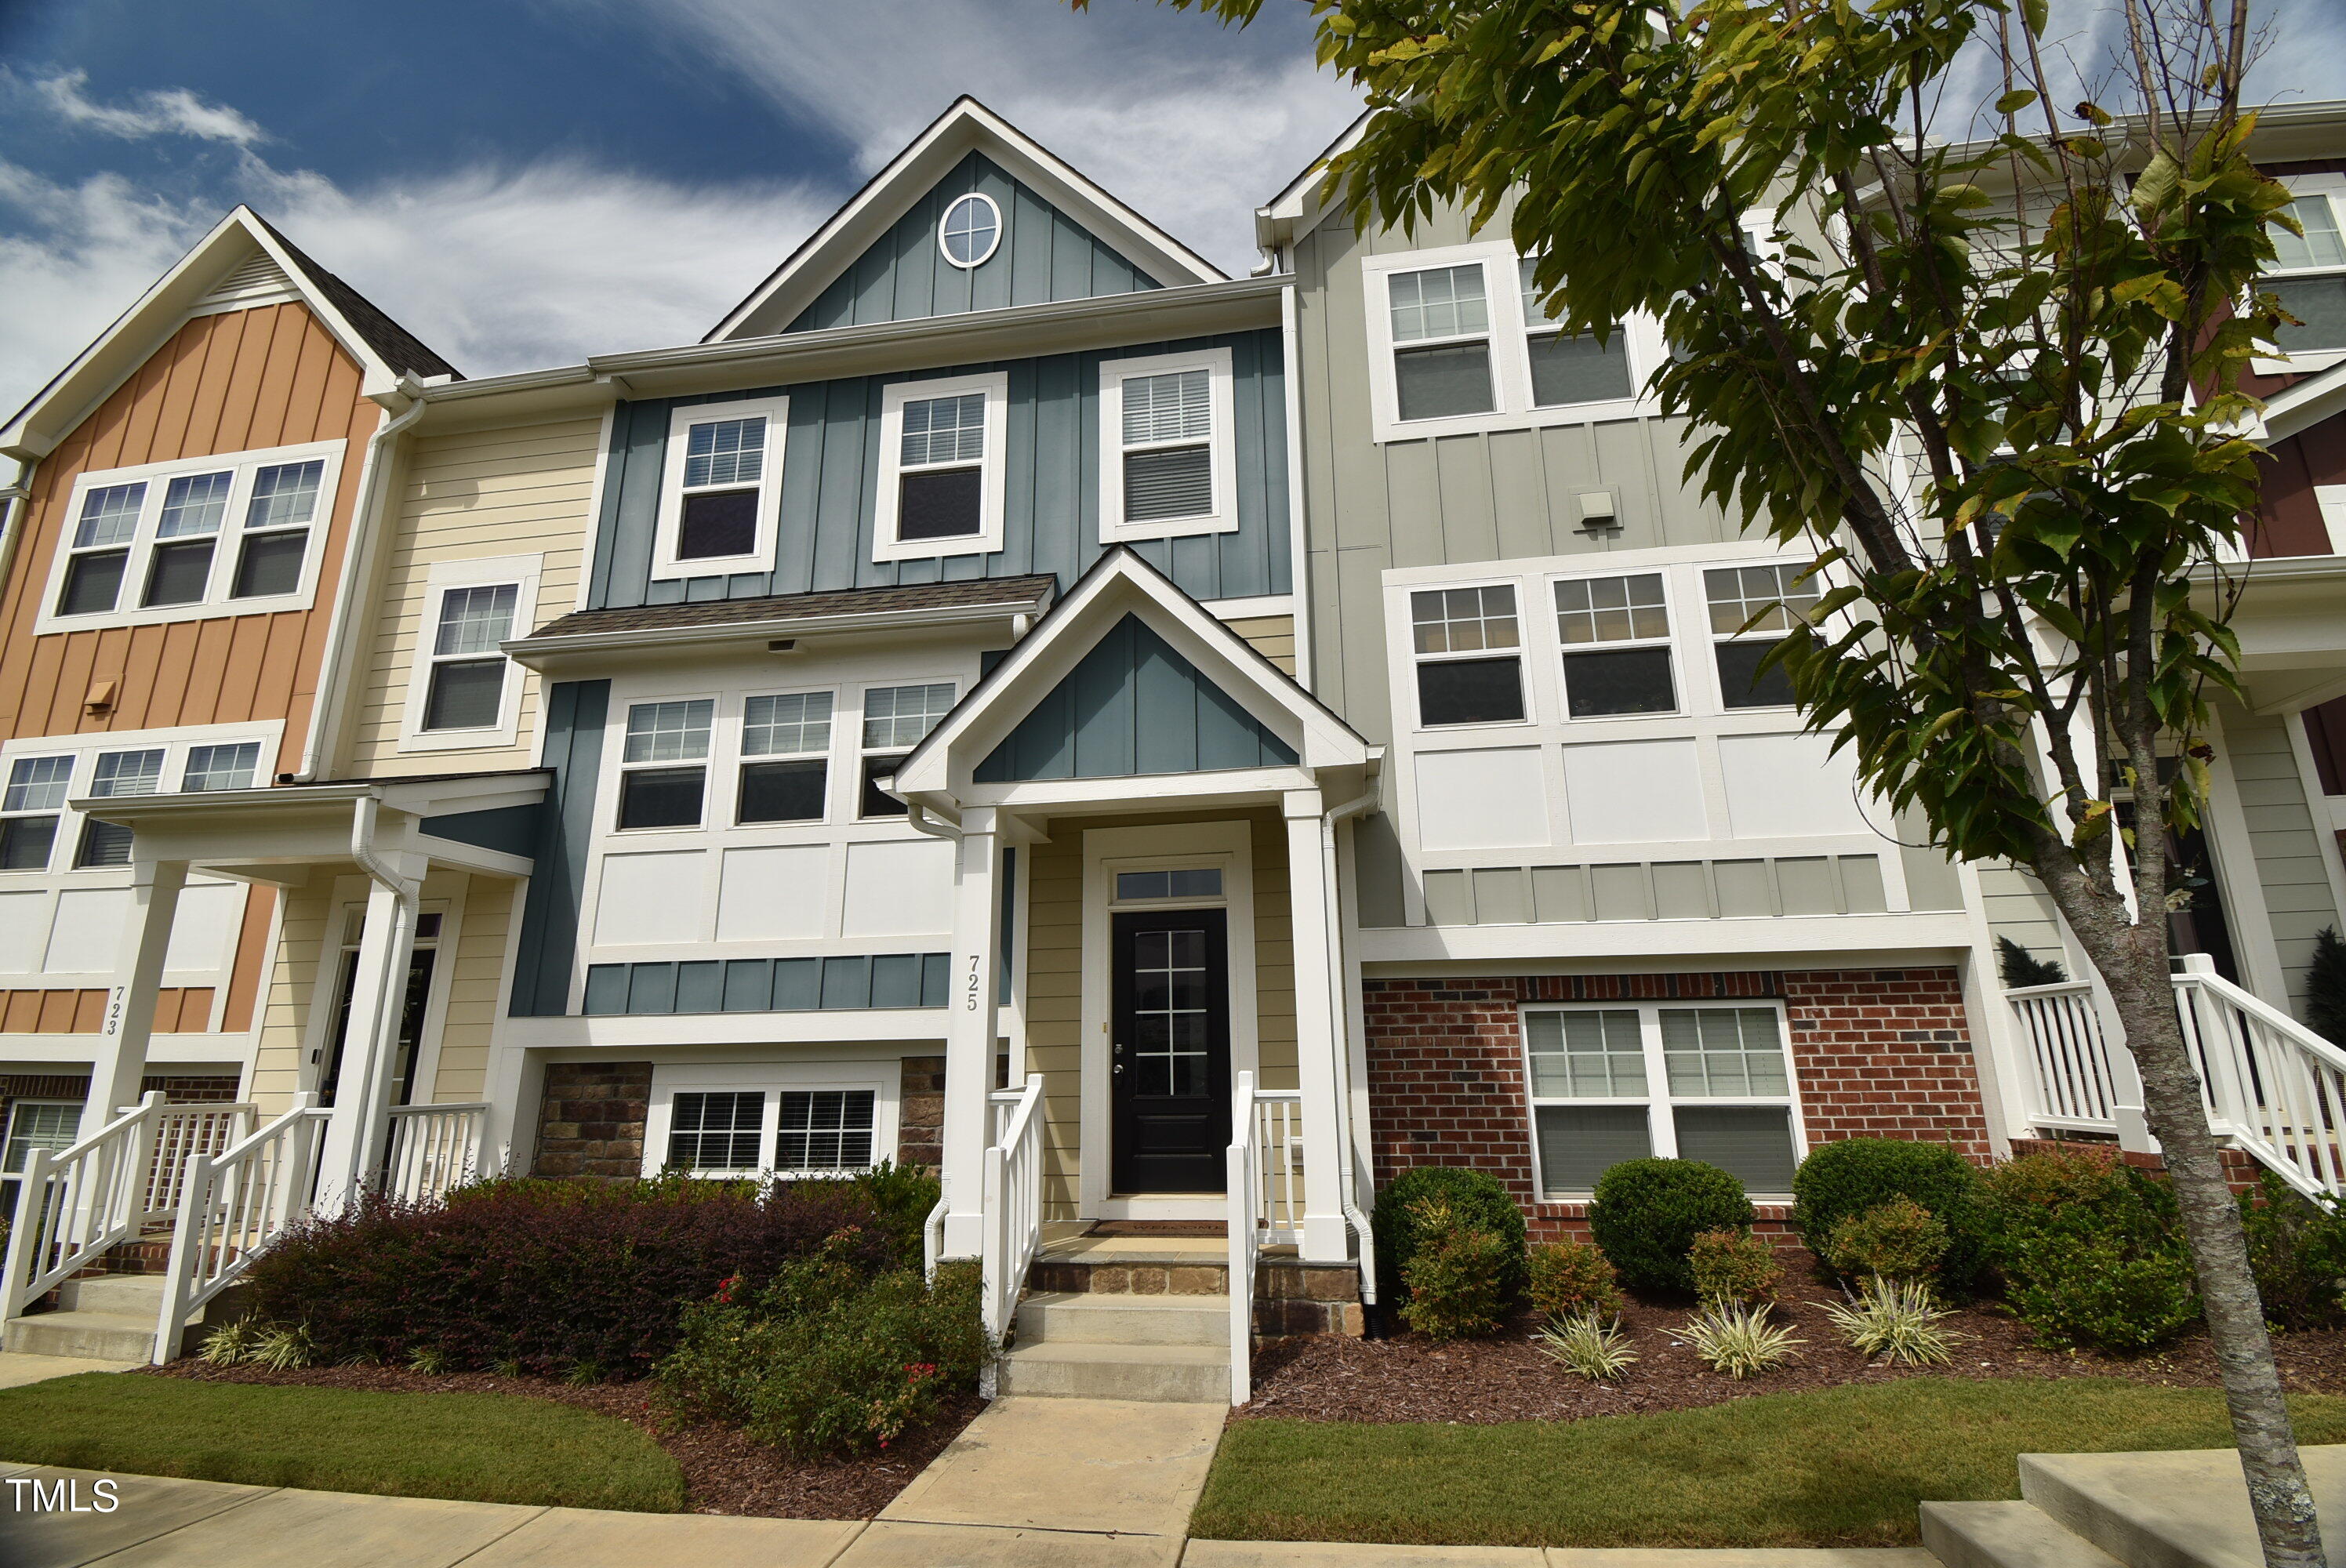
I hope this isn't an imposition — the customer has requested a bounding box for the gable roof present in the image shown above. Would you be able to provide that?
[2,205,458,462]
[706,96,1226,343]
[1255,108,1367,253]
[2264,358,2346,443]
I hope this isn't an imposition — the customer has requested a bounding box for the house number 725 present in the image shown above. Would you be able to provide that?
[965,954,982,1011]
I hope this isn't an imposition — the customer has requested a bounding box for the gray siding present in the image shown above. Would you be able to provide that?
[510,679,608,1017]
[587,330,1289,609]
[975,613,1297,782]
[790,151,1160,332]
[2227,709,2343,1011]
[1291,202,1739,746]
[1978,862,2067,980]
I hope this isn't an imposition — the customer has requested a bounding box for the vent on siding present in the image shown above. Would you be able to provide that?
[194,251,298,311]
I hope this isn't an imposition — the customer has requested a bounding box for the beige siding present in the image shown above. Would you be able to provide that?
[1021,809,1296,1221]
[1978,862,2066,979]
[347,416,600,776]
[1223,614,1296,675]
[250,873,333,1113]
[428,874,514,1103]
[2226,710,2343,1011]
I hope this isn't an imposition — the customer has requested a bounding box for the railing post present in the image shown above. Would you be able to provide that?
[151,1151,214,1366]
[1228,1139,1251,1406]
[0,1147,50,1325]
[979,1142,1008,1399]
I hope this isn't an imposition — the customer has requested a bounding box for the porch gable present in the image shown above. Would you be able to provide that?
[974,613,1298,782]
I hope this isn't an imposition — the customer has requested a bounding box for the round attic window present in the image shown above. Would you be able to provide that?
[939,193,1001,269]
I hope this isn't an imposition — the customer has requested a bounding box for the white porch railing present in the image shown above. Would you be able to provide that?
[140,1103,255,1223]
[382,1102,488,1203]
[2008,963,2346,1201]
[1225,1076,1302,1406]
[979,1080,1044,1363]
[0,1092,169,1323]
[151,1096,330,1363]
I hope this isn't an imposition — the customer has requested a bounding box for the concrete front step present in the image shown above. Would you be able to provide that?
[997,1340,1231,1403]
[1923,1501,2126,1568]
[2018,1446,2346,1568]
[4,1308,159,1362]
[56,1275,167,1316]
[1015,1292,1229,1348]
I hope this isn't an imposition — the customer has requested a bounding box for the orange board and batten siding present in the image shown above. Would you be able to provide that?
[0,303,376,757]
[0,988,216,1034]
[0,300,381,1036]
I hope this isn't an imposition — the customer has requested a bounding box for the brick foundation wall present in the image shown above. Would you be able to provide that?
[1363,967,1992,1243]
[533,1062,654,1178]
[530,1056,949,1178]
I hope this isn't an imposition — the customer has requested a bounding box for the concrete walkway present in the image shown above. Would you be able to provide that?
[0,1352,140,1391]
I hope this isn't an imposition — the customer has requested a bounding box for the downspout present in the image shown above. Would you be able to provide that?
[297,385,430,781]
[1319,782,1380,1305]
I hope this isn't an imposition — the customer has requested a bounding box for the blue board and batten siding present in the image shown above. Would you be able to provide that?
[977,614,1296,782]
[583,954,950,1016]
[585,328,1290,611]
[788,151,1159,332]
[511,679,608,1017]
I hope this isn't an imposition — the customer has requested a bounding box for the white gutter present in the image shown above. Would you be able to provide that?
[1319,777,1382,1305]
[297,386,429,781]
[503,597,1051,666]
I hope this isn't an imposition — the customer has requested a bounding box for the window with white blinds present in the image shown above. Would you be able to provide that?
[1099,348,1236,541]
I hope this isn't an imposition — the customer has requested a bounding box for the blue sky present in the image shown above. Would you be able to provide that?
[1,0,2341,426]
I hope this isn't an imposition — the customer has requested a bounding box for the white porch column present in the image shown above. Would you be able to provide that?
[314,854,425,1209]
[1284,789,1350,1261]
[84,858,189,1129]
[939,808,1000,1259]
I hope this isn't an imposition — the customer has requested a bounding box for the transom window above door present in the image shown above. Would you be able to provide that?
[653,397,787,579]
[876,373,1008,561]
[38,442,342,634]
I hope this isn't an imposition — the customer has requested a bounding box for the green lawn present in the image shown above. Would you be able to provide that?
[1196,1377,2346,1548]
[0,1374,684,1512]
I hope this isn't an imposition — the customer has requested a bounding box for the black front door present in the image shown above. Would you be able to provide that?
[1110,908,1232,1194]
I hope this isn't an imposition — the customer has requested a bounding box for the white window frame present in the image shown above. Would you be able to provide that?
[2256,176,2346,376]
[1548,564,1684,723]
[642,1062,899,1178]
[938,192,1004,270]
[0,721,282,883]
[856,679,958,818]
[1701,558,1821,713]
[397,554,543,753]
[651,396,789,581]
[734,686,838,826]
[1518,999,1807,1200]
[873,371,1009,563]
[1360,241,1662,444]
[34,439,345,636]
[1097,347,1239,543]
[613,696,718,835]
[1407,578,1531,732]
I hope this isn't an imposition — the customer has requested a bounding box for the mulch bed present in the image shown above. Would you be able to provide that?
[146,1359,980,1519]
[1237,1276,2346,1425]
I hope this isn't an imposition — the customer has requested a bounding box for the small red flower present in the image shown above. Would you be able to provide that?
[714,1274,741,1304]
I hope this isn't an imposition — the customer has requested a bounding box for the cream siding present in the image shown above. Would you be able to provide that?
[1224,614,1297,675]
[249,873,333,1112]
[2225,709,2344,1011]
[427,874,514,1103]
[347,416,600,776]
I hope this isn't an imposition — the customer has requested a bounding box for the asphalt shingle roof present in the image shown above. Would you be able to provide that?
[525,575,1060,641]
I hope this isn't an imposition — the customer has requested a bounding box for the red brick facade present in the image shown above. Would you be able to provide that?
[1362,967,1992,1243]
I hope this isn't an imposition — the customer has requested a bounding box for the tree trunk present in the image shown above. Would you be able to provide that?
[2075,916,2326,1568]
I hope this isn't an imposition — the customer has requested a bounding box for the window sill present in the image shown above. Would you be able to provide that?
[871,532,1000,564]
[1099,512,1241,545]
[1372,394,1658,446]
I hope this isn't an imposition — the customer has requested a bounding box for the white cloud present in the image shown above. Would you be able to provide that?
[28,69,265,147]
[568,0,1362,273]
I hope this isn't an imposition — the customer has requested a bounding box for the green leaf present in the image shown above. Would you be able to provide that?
[1996,89,2039,116]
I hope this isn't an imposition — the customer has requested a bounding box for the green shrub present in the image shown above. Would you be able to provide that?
[1677,1301,1802,1377]
[1825,1196,1951,1283]
[1792,1138,1985,1289]
[1688,1229,1783,1305]
[1396,1198,1512,1341]
[1531,1312,1636,1380]
[1978,1147,2199,1353]
[657,1233,983,1458]
[1372,1167,1527,1305]
[850,1161,942,1269]
[1588,1159,1753,1294]
[1821,1276,1960,1367]
[1527,1239,1623,1321]
[2239,1172,2346,1330]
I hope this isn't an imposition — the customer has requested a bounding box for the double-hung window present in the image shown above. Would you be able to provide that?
[859,683,955,818]
[1705,561,1821,710]
[876,373,1007,561]
[0,756,72,872]
[422,585,518,733]
[2,1101,82,1220]
[1520,259,1634,408]
[1387,263,1497,421]
[1553,572,1676,717]
[738,691,832,824]
[42,442,338,632]
[652,1075,887,1178]
[653,398,786,579]
[76,749,162,868]
[1523,1003,1801,1196]
[1099,348,1237,540]
[182,742,261,793]
[2266,190,2346,361]
[617,700,714,830]
[1410,586,1524,727]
